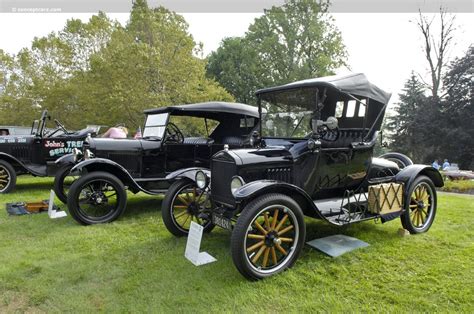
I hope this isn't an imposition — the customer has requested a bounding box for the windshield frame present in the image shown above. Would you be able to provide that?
[142,112,169,139]
[257,88,318,140]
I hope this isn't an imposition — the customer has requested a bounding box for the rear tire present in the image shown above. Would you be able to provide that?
[400,175,437,234]
[67,171,127,225]
[0,160,16,193]
[162,178,215,237]
[231,193,306,280]
[380,152,413,169]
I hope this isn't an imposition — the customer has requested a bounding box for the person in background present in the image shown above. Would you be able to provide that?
[0,130,8,136]
[442,159,451,170]
[432,159,440,170]
[133,126,142,139]
[102,125,128,139]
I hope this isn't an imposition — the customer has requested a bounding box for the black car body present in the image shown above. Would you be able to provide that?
[162,73,444,280]
[0,110,99,193]
[64,102,260,224]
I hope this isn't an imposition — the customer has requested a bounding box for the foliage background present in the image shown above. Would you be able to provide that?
[0,1,233,131]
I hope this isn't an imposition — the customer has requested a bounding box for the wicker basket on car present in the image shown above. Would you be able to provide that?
[368,183,404,214]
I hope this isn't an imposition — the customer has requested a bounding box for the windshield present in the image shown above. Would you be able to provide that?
[143,113,168,138]
[260,88,316,138]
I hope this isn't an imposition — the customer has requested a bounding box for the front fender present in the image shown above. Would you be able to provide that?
[72,158,143,193]
[233,180,328,221]
[395,164,444,198]
[165,167,211,182]
[0,152,40,175]
[55,153,76,166]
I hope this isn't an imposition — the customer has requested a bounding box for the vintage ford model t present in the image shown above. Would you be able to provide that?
[64,102,260,225]
[0,110,99,193]
[161,73,443,280]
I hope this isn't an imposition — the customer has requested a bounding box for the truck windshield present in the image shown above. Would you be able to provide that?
[143,113,168,138]
[260,88,316,138]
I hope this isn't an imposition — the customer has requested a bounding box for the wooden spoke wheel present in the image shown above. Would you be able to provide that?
[162,179,214,237]
[231,193,305,280]
[0,160,16,193]
[401,175,437,234]
[67,172,127,225]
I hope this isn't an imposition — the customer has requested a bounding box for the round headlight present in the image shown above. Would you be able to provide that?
[195,171,208,189]
[231,176,245,194]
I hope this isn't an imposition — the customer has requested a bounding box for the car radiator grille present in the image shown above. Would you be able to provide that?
[211,159,236,206]
[266,167,292,183]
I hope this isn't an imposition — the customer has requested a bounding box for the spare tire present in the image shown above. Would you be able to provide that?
[379,152,413,169]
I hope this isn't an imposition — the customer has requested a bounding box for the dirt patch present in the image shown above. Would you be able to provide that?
[0,291,44,313]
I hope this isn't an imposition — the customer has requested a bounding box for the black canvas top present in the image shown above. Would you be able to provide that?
[256,73,391,105]
[144,102,260,118]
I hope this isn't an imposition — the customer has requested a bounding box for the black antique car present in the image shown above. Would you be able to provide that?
[64,102,260,225]
[161,73,443,280]
[0,110,99,193]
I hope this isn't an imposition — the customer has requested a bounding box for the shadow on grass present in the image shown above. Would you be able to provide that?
[14,180,54,192]
[120,194,163,220]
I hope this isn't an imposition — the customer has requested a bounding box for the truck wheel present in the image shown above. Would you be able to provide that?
[54,165,79,204]
[162,178,214,237]
[67,171,127,225]
[0,160,16,193]
[400,175,437,234]
[380,152,413,169]
[231,193,306,280]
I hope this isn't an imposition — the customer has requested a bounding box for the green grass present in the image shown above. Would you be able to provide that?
[441,179,474,194]
[1,176,473,312]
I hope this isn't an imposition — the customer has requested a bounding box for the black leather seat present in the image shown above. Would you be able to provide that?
[183,137,214,145]
[221,136,244,146]
[321,129,365,148]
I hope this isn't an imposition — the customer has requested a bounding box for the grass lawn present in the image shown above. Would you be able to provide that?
[1,176,473,312]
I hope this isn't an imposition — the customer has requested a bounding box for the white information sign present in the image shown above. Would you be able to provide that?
[185,221,216,266]
[48,190,68,219]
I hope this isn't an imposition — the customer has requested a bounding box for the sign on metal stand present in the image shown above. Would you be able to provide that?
[185,221,216,266]
[48,190,67,219]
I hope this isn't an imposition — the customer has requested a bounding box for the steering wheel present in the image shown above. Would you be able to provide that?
[165,122,184,143]
[54,119,69,134]
[44,119,70,138]
[320,126,340,142]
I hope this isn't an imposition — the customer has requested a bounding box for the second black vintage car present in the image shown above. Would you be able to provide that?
[0,110,99,193]
[162,73,444,280]
[63,102,260,225]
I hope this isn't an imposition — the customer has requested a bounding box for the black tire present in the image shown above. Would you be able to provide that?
[400,175,437,234]
[231,193,306,280]
[53,164,78,204]
[0,160,16,193]
[380,152,413,169]
[162,178,215,237]
[67,171,127,225]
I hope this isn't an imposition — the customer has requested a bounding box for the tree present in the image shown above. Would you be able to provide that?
[207,0,347,104]
[438,47,473,169]
[386,73,435,162]
[206,37,259,104]
[415,8,456,99]
[0,1,232,130]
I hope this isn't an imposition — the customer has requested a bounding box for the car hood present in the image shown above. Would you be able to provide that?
[88,138,144,152]
[219,146,294,167]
